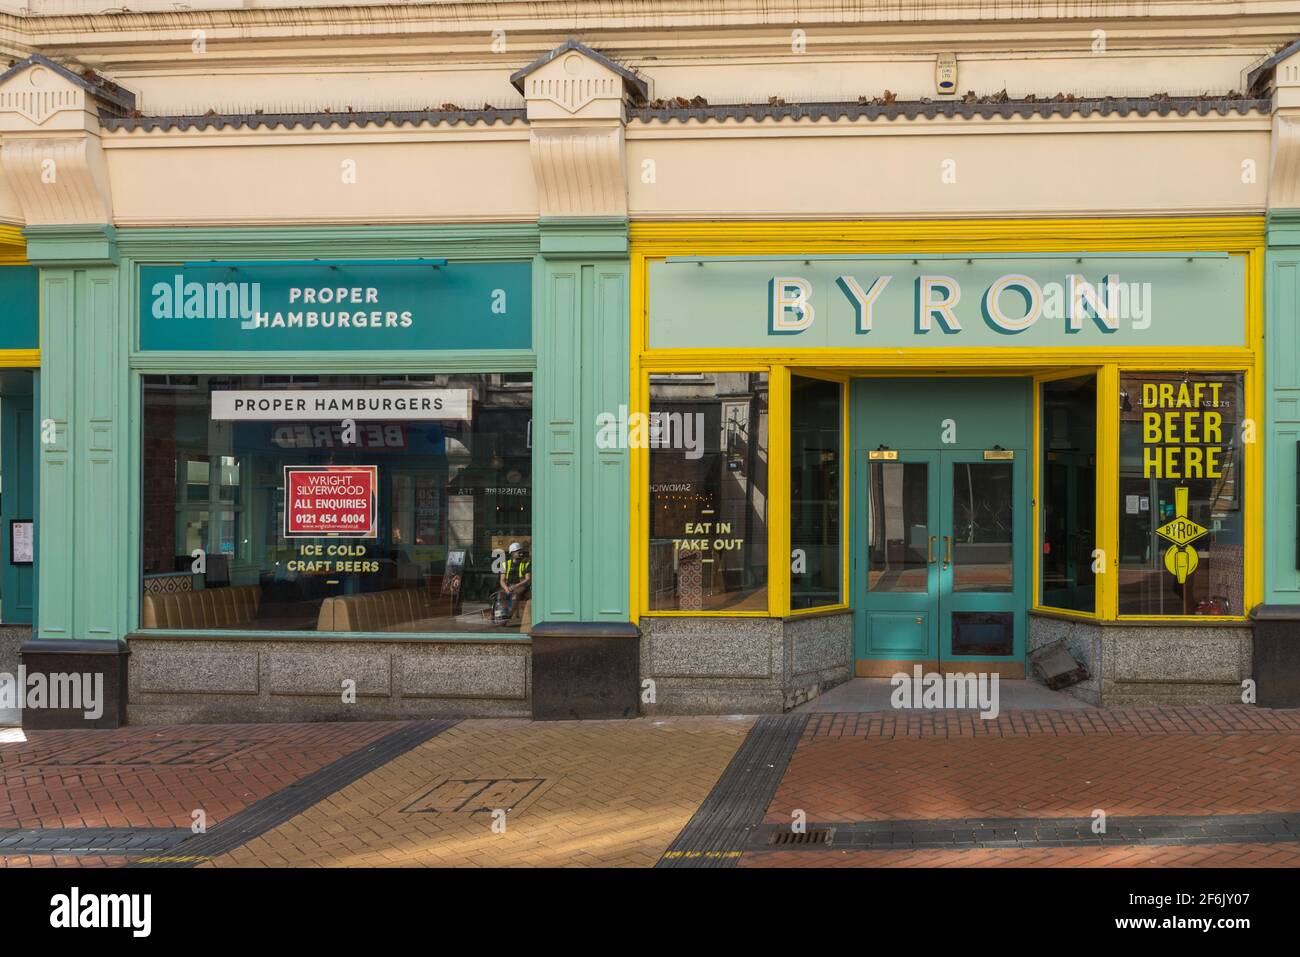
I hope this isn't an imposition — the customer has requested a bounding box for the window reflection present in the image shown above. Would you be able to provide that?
[141,373,532,634]
[1040,375,1096,612]
[648,373,769,612]
[791,377,842,609]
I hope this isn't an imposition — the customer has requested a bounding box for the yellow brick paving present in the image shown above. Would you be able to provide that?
[205,717,754,868]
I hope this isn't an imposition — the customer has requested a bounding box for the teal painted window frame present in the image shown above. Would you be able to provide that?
[122,231,544,642]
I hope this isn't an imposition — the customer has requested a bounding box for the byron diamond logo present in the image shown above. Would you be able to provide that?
[1156,487,1208,584]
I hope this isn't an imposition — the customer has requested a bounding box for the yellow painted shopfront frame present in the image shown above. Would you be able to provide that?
[629,217,1265,627]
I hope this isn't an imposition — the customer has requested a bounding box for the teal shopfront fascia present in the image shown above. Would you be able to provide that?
[21,222,633,727]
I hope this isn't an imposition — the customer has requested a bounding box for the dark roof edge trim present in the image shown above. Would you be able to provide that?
[629,97,1271,124]
[0,53,136,115]
[1247,39,1300,95]
[101,107,527,133]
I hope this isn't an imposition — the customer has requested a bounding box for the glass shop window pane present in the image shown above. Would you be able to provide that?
[1039,375,1097,612]
[140,373,533,634]
[867,461,930,594]
[951,461,1013,593]
[648,372,769,612]
[790,376,842,610]
[1118,372,1245,616]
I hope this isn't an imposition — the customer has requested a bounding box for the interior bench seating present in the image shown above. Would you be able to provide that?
[141,585,261,630]
[317,587,451,632]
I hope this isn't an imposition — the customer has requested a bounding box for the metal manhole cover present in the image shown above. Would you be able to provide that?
[401,777,551,815]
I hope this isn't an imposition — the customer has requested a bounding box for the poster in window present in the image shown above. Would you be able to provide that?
[284,466,378,538]
[9,520,33,565]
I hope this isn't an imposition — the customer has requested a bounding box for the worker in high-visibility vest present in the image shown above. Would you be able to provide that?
[498,541,531,622]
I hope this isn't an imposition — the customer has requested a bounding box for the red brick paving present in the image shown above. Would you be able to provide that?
[2,707,1298,869]
[802,706,1300,739]
[740,843,1300,867]
[0,722,405,829]
[763,708,1300,826]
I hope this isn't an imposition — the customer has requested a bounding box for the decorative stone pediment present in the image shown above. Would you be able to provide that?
[0,55,131,225]
[1249,41,1300,209]
[0,54,135,134]
[514,40,639,218]
[512,39,647,121]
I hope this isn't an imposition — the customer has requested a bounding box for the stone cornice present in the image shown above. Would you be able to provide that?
[2,3,1298,68]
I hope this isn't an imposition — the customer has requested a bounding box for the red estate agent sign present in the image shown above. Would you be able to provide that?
[284,466,378,538]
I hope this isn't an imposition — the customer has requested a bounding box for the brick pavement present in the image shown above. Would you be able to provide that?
[0,722,402,830]
[761,707,1300,825]
[0,706,1297,868]
[207,716,753,868]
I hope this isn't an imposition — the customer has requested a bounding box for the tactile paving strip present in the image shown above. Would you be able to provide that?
[0,827,193,856]
[658,714,807,868]
[747,812,1300,851]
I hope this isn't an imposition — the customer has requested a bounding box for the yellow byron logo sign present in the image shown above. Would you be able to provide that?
[1155,488,1207,584]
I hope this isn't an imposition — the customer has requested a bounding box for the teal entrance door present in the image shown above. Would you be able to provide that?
[860,449,1027,673]
[853,378,1031,676]
[938,450,1025,670]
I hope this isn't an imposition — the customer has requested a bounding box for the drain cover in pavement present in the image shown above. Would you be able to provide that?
[401,777,550,815]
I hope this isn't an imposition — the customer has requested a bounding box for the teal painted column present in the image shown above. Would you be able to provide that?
[25,225,128,642]
[1256,212,1300,705]
[533,218,630,623]
[1266,211,1300,604]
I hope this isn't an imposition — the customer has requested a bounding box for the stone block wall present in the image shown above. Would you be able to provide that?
[0,624,30,724]
[638,611,852,714]
[126,635,531,723]
[1028,613,1252,706]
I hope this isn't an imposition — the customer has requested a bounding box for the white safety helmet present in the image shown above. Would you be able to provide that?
[508,542,523,555]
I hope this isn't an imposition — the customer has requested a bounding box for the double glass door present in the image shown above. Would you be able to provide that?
[862,450,1027,670]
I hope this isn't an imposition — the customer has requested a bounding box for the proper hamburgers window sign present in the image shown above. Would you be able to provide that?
[285,465,378,539]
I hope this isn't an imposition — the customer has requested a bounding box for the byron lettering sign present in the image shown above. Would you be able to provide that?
[648,255,1244,349]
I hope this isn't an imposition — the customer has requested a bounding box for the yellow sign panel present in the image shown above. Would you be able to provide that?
[1155,487,1206,584]
[1155,516,1207,549]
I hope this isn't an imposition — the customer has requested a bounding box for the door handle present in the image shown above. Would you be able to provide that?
[943,535,952,569]
[928,535,937,565]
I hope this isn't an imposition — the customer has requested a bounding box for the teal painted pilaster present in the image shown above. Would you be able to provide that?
[26,225,127,642]
[1266,211,1300,603]
[534,218,630,623]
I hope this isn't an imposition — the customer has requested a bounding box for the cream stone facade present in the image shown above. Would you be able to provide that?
[0,1,1294,226]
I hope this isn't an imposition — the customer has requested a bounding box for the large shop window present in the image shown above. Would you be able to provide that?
[1118,372,1244,616]
[140,373,533,634]
[791,376,842,609]
[648,373,769,612]
[1040,375,1097,613]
